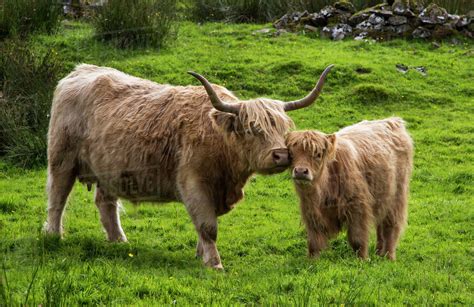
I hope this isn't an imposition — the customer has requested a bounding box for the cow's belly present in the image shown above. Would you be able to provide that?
[78,159,179,202]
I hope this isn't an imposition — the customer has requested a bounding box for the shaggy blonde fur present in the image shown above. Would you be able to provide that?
[45,64,295,269]
[287,117,413,260]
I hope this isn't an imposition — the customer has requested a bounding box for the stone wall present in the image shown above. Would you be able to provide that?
[273,1,473,40]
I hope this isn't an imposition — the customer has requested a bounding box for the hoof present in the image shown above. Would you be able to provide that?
[43,222,63,238]
[204,257,224,270]
[108,235,128,243]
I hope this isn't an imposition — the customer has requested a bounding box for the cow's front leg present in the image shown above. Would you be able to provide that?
[188,207,222,269]
[179,173,223,269]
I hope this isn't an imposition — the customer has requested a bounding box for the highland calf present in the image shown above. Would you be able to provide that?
[45,64,333,269]
[287,118,413,260]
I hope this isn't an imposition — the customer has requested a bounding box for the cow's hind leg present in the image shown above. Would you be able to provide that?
[44,168,76,236]
[95,188,127,242]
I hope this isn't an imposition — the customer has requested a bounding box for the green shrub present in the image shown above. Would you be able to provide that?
[0,40,62,168]
[0,0,63,38]
[93,0,178,49]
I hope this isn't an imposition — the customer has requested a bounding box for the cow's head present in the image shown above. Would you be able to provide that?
[286,131,337,183]
[188,65,333,174]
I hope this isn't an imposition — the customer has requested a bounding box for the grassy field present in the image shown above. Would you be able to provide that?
[0,21,473,305]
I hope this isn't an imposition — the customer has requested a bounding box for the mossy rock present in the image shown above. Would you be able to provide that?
[334,1,356,14]
[392,0,423,15]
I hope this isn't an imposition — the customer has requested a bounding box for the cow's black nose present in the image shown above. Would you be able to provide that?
[272,149,290,166]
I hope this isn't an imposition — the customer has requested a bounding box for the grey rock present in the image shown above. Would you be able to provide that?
[412,26,432,38]
[456,16,470,28]
[322,23,352,40]
[356,20,374,31]
[419,4,448,25]
[396,63,409,73]
[414,66,427,76]
[392,1,408,15]
[368,14,385,26]
[354,31,368,40]
[388,15,408,26]
[320,5,337,18]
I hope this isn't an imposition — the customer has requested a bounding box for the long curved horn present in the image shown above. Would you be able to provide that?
[284,64,334,112]
[188,71,240,115]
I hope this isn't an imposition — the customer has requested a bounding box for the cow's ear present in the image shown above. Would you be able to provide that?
[210,110,237,134]
[326,134,337,160]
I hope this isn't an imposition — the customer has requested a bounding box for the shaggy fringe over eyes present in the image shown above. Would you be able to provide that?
[238,99,294,137]
[287,131,327,156]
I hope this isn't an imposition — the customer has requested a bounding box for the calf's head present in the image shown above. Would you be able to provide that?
[286,131,337,182]
[188,65,333,174]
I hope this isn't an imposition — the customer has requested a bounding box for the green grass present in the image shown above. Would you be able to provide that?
[1,21,473,305]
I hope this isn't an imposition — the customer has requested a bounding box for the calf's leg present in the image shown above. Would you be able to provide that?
[347,205,370,259]
[376,224,386,256]
[382,184,409,260]
[306,226,328,258]
[381,218,405,261]
[44,167,76,236]
[95,188,127,242]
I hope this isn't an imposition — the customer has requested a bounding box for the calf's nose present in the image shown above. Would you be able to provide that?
[294,167,309,176]
[272,149,290,166]
[293,167,311,180]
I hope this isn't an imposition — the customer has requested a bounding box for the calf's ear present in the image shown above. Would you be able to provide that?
[326,134,337,160]
[210,110,237,134]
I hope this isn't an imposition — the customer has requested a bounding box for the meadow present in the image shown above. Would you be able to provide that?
[0,21,473,304]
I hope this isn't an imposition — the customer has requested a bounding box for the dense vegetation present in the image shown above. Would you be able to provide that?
[0,0,63,38]
[93,0,178,48]
[0,21,472,304]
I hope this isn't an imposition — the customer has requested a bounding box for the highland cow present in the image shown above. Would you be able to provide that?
[287,117,413,260]
[44,64,333,269]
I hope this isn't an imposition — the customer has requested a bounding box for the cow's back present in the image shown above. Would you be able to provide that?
[335,117,413,221]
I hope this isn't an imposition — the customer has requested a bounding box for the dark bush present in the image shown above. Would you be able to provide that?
[0,40,63,168]
[0,0,63,38]
[192,0,288,22]
[93,0,178,49]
